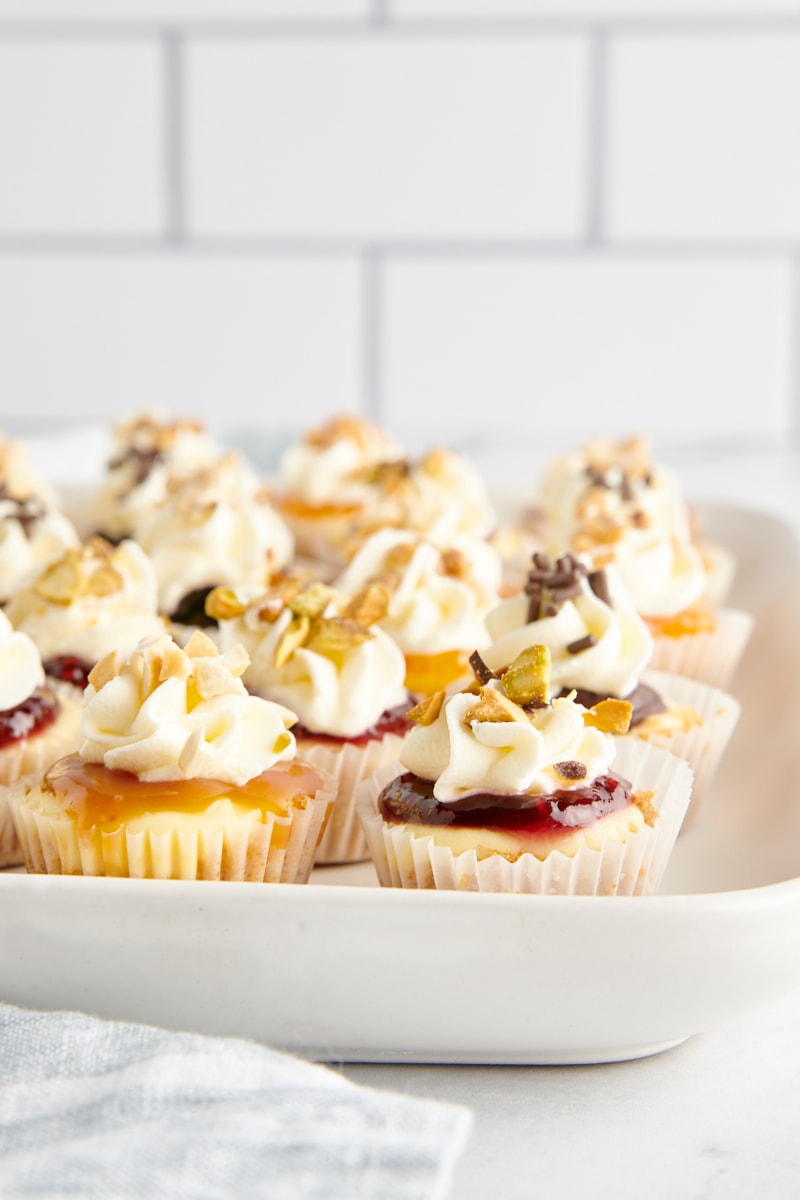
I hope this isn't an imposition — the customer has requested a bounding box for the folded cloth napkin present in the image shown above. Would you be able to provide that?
[0,1003,472,1200]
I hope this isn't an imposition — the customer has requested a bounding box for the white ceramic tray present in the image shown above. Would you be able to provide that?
[2,499,800,1065]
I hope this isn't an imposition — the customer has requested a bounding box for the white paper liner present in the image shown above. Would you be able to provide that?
[648,606,753,690]
[9,768,335,884]
[0,684,83,869]
[631,669,740,818]
[355,739,693,897]
[296,731,408,865]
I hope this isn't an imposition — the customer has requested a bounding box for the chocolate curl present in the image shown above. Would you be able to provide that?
[468,650,497,685]
[525,553,588,622]
[587,568,611,608]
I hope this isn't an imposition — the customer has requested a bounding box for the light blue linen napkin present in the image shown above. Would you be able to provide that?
[0,1003,472,1199]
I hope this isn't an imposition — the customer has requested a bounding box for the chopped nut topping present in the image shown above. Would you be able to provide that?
[583,698,633,734]
[33,555,83,604]
[287,581,332,621]
[205,586,247,622]
[307,616,372,659]
[274,615,312,668]
[440,548,470,579]
[465,686,528,725]
[407,690,446,726]
[343,581,391,626]
[500,644,552,708]
[87,649,124,692]
[634,789,657,826]
[554,760,588,781]
[184,629,219,659]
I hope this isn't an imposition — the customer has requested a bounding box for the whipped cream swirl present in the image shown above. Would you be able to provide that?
[336,528,501,656]
[6,538,165,665]
[578,528,707,619]
[0,495,80,603]
[279,415,405,507]
[80,632,297,785]
[483,561,652,698]
[216,589,408,739]
[0,608,46,711]
[136,454,294,614]
[400,679,615,803]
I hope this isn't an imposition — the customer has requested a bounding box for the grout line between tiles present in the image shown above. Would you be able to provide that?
[0,237,797,260]
[584,27,608,246]
[162,30,185,244]
[361,250,383,422]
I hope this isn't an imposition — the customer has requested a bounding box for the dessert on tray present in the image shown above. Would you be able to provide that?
[275,415,405,565]
[0,611,82,867]
[482,553,740,810]
[356,644,693,895]
[335,527,503,698]
[5,537,166,691]
[210,576,412,864]
[134,452,294,627]
[92,409,224,543]
[9,631,334,882]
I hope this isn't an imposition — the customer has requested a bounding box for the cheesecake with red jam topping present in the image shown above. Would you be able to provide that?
[0,610,82,867]
[357,645,693,895]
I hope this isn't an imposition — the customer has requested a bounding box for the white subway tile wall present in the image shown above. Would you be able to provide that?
[0,3,796,473]
[186,36,588,240]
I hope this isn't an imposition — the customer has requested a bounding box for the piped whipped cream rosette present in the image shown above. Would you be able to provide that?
[134,452,294,624]
[344,447,498,555]
[5,537,166,691]
[355,645,693,896]
[275,415,406,565]
[569,513,752,691]
[275,414,497,566]
[209,577,413,864]
[0,611,83,868]
[0,429,61,508]
[482,553,739,814]
[92,409,225,543]
[537,433,737,608]
[0,490,80,604]
[335,527,503,698]
[9,631,334,882]
[538,435,693,550]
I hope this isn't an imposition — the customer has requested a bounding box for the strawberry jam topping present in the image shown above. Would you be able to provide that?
[44,655,93,691]
[378,771,633,835]
[294,701,414,747]
[0,686,60,748]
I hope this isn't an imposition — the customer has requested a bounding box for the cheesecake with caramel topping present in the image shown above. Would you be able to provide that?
[9,631,334,882]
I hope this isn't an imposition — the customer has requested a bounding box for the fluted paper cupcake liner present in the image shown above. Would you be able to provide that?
[629,668,740,818]
[9,770,335,884]
[296,731,408,865]
[0,684,83,869]
[648,606,753,690]
[355,739,692,897]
